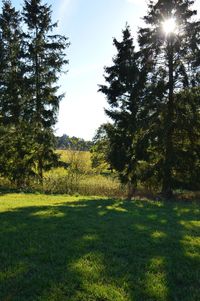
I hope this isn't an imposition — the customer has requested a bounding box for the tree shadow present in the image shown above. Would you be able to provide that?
[0,197,199,301]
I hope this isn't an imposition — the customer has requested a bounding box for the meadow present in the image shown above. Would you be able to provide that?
[0,194,199,301]
[0,149,124,197]
[41,150,124,197]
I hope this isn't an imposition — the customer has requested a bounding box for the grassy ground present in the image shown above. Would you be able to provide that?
[0,194,200,301]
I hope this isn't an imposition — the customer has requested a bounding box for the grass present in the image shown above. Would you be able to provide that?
[0,150,123,197]
[41,150,123,197]
[0,194,200,301]
[43,169,122,197]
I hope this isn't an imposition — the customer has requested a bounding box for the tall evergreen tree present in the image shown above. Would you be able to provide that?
[0,1,34,186]
[99,26,148,196]
[0,0,23,126]
[138,0,200,197]
[22,0,69,181]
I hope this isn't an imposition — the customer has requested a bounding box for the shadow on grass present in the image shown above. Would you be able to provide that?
[0,197,199,301]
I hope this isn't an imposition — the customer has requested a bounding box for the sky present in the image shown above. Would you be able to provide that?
[10,0,200,140]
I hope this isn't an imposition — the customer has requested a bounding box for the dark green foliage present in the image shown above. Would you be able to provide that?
[0,0,24,127]
[22,0,69,181]
[99,1,200,196]
[138,0,200,196]
[0,124,36,187]
[0,0,69,186]
[0,1,32,186]
[173,88,200,189]
[99,26,148,195]
[22,0,69,127]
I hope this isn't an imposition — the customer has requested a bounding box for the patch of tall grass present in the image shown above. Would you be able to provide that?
[42,168,124,197]
[39,150,125,197]
[0,150,125,197]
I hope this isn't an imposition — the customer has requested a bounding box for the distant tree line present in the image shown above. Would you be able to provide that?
[94,0,200,197]
[56,134,93,151]
[0,0,69,187]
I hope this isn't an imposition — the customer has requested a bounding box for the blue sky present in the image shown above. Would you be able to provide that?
[10,0,200,140]
[54,0,146,140]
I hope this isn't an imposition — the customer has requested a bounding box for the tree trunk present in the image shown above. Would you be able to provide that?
[127,181,136,199]
[162,38,174,199]
[38,157,43,185]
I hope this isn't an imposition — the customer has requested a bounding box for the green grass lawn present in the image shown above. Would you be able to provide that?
[0,194,199,301]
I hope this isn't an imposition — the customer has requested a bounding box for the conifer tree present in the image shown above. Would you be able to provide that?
[99,26,148,196]
[22,0,69,181]
[138,0,200,197]
[0,0,34,186]
[0,0,23,126]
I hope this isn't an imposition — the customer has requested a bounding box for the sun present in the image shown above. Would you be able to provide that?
[162,18,177,35]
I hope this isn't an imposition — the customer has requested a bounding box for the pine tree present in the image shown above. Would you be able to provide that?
[0,0,24,126]
[22,0,69,181]
[99,25,148,196]
[138,0,200,197]
[0,0,34,186]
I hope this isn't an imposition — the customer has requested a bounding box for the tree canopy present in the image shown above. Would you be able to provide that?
[99,0,200,197]
[0,0,69,186]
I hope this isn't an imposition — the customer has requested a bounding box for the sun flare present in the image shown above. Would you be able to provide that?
[162,18,177,35]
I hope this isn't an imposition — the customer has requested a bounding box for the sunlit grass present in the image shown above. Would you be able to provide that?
[0,194,199,300]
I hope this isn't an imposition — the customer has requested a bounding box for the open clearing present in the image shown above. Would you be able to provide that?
[0,194,200,301]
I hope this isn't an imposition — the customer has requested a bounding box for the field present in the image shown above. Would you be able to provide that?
[0,150,124,197]
[0,194,200,301]
[43,150,124,197]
